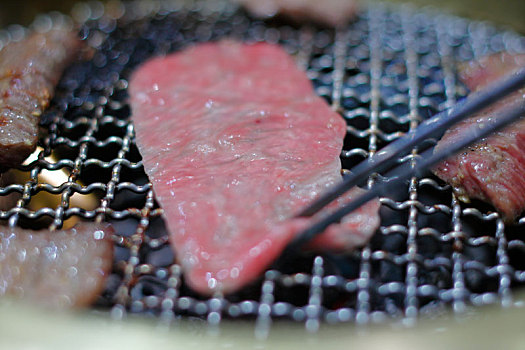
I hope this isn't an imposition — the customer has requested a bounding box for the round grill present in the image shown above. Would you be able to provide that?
[1,0,525,332]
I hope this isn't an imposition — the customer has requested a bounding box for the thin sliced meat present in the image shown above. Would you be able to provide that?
[235,0,358,27]
[0,27,83,168]
[0,222,113,308]
[129,40,380,295]
[433,53,525,222]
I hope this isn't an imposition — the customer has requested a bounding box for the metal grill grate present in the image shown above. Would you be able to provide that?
[1,0,525,330]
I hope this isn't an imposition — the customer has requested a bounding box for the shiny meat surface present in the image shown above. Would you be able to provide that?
[0,222,113,307]
[129,41,380,295]
[0,27,82,168]
[235,0,358,26]
[433,53,525,222]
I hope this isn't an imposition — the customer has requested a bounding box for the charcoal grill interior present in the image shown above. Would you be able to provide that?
[1,0,525,331]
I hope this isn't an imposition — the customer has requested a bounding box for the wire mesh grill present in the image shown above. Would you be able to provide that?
[1,0,525,330]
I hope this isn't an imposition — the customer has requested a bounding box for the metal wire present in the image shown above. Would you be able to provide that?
[0,0,525,331]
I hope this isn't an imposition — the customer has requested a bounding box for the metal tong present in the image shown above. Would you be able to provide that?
[291,67,525,250]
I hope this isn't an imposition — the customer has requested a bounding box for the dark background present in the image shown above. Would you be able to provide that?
[1,0,525,33]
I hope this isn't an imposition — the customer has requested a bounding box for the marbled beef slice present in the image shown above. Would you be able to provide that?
[130,41,380,295]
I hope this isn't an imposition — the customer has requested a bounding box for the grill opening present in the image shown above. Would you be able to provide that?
[0,0,524,330]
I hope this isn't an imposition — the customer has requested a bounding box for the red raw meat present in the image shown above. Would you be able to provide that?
[129,40,380,295]
[433,53,525,222]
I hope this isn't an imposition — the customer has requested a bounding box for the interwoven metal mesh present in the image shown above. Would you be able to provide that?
[1,0,525,331]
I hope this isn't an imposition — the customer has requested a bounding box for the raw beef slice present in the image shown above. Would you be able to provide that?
[129,40,380,295]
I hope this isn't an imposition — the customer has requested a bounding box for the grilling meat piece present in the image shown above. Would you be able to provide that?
[0,27,83,168]
[433,53,525,222]
[0,222,113,307]
[235,0,358,27]
[129,40,380,295]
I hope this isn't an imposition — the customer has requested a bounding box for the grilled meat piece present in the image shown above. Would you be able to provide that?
[235,0,358,27]
[0,27,82,168]
[0,222,113,308]
[433,53,525,222]
[129,40,380,295]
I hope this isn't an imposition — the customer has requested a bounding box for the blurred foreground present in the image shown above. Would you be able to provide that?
[1,0,524,33]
